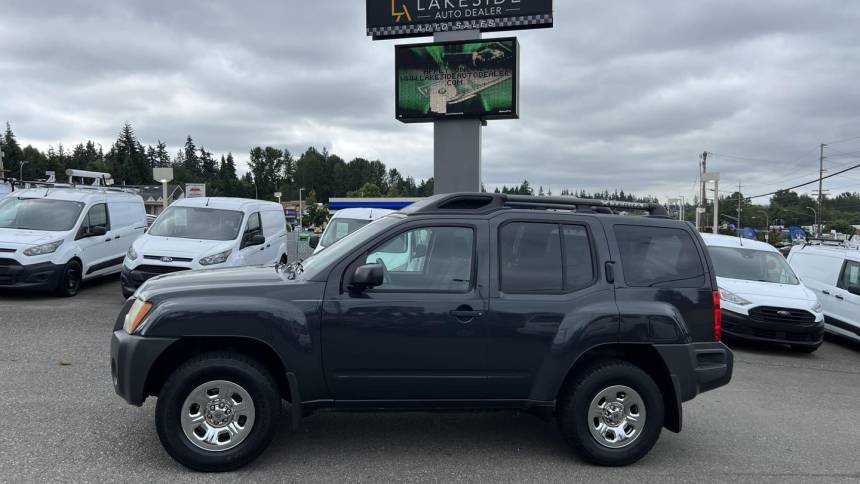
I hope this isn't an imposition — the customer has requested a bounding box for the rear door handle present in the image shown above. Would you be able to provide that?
[450,310,484,319]
[835,295,844,300]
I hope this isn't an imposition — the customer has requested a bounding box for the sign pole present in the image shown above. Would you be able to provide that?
[433,30,482,195]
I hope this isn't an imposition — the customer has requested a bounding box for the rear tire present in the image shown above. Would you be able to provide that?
[55,260,82,297]
[155,352,280,472]
[557,360,664,466]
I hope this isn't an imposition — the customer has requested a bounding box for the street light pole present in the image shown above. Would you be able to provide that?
[19,160,28,182]
[806,207,818,237]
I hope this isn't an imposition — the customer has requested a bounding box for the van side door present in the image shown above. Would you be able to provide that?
[77,202,117,277]
[238,212,268,265]
[261,209,287,263]
[107,201,147,266]
[831,259,860,337]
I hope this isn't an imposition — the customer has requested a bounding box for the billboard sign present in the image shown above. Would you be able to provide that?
[396,37,519,122]
[367,0,552,40]
[185,183,206,198]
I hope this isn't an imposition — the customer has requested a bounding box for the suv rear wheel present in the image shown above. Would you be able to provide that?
[155,352,280,472]
[558,360,664,466]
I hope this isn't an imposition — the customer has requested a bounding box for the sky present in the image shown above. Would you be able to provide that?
[2,0,859,201]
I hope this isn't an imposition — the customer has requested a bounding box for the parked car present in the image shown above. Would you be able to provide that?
[788,243,860,343]
[310,207,394,253]
[111,193,732,471]
[0,183,147,296]
[701,234,824,352]
[121,197,289,298]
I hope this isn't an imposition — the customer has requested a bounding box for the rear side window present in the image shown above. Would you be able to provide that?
[261,210,285,237]
[500,222,595,293]
[108,202,143,229]
[839,260,860,290]
[614,225,705,287]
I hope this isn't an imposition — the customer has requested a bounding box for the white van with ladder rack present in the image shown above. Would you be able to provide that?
[0,170,147,296]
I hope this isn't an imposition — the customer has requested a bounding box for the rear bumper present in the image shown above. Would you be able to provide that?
[722,309,824,347]
[0,260,64,290]
[111,330,178,406]
[655,342,733,403]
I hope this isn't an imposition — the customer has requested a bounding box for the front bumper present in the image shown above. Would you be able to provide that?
[0,259,64,290]
[655,342,733,403]
[721,309,824,347]
[121,265,190,294]
[111,330,178,406]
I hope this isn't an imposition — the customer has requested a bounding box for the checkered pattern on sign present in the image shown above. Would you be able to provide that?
[367,14,553,38]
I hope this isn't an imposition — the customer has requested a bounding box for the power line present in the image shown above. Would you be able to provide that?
[824,135,860,145]
[746,161,860,200]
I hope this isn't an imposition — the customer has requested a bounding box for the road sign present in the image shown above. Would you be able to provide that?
[367,0,553,40]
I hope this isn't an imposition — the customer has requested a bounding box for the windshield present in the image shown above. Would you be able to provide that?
[148,206,244,241]
[708,246,799,285]
[321,217,372,248]
[0,197,85,231]
[299,215,403,278]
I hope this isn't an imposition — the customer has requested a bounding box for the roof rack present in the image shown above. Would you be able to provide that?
[1,170,139,195]
[401,193,669,217]
[802,238,860,250]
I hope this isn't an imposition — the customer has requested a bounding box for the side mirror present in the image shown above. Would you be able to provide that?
[309,235,320,249]
[848,285,860,297]
[349,263,384,292]
[243,233,265,248]
[89,226,107,237]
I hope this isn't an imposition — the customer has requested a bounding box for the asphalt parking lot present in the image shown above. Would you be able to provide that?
[2,277,860,483]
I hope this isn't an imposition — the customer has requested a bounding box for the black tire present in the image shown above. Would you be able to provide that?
[55,260,82,297]
[279,254,288,265]
[155,352,280,472]
[791,343,820,354]
[557,360,664,466]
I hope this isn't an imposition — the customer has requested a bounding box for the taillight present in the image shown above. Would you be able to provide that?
[713,290,722,341]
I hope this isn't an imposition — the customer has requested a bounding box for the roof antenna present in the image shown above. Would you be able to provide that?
[206,197,211,207]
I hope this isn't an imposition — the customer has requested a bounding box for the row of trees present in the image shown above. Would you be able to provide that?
[0,123,435,202]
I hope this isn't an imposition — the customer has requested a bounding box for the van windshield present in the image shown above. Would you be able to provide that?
[0,197,85,231]
[708,246,799,285]
[321,218,372,247]
[148,206,244,241]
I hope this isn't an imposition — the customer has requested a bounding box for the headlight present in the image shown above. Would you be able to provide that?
[23,240,63,256]
[719,287,752,306]
[812,302,823,313]
[123,298,153,334]
[126,246,138,261]
[199,249,232,266]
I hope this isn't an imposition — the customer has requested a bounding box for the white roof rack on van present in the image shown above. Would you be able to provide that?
[1,169,139,195]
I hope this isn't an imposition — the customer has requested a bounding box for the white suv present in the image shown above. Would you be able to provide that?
[701,234,824,352]
[121,197,288,298]
[788,243,860,343]
[0,185,147,296]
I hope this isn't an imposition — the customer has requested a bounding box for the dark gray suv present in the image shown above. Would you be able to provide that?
[111,193,733,472]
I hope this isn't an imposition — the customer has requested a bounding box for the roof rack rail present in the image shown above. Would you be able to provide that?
[401,193,670,217]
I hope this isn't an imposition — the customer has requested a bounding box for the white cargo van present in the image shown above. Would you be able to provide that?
[0,182,147,296]
[788,243,860,343]
[702,234,824,352]
[122,197,288,297]
[310,207,394,253]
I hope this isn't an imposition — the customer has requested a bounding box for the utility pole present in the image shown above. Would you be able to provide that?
[737,179,743,232]
[817,143,826,238]
[697,152,708,231]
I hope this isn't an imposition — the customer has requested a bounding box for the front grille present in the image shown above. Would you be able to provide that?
[0,258,21,267]
[143,255,194,263]
[749,307,815,325]
[133,265,190,275]
[0,248,16,253]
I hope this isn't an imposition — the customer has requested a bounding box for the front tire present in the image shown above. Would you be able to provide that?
[155,352,280,472]
[557,360,664,466]
[55,260,82,297]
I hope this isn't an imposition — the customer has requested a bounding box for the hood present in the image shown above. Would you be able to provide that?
[134,235,234,258]
[717,277,818,304]
[0,227,64,247]
[138,264,300,298]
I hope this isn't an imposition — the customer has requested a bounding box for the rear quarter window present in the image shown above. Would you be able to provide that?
[614,225,705,288]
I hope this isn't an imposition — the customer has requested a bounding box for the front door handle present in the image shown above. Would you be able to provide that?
[450,309,484,322]
[835,295,844,301]
[822,290,831,296]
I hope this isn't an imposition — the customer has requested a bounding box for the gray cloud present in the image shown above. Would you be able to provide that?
[2,0,859,200]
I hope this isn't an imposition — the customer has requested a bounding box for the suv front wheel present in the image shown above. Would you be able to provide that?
[155,352,280,472]
[558,360,664,466]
